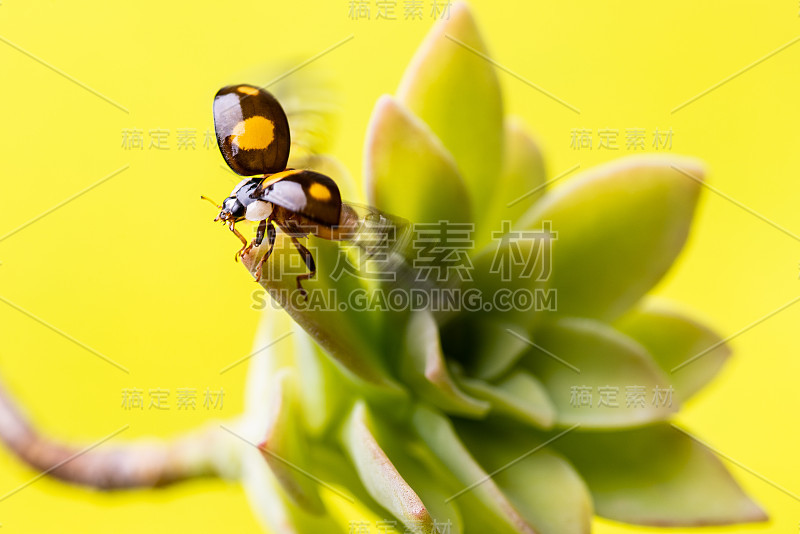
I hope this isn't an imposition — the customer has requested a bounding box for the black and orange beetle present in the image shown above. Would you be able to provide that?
[205,84,378,295]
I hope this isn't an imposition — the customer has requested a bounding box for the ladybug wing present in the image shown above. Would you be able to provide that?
[341,202,412,254]
[255,174,309,213]
[213,85,291,176]
[257,63,338,166]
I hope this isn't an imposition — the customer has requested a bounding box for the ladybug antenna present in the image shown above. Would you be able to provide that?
[200,195,222,209]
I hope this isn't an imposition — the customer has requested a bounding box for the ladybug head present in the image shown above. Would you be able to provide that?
[215,195,245,223]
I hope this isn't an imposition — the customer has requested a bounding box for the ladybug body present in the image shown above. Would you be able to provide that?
[207,84,355,295]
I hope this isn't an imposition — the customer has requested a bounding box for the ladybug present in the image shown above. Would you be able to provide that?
[204,84,360,295]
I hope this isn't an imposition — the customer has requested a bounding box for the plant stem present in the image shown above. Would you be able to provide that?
[0,377,240,490]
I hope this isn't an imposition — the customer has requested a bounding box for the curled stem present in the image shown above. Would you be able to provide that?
[0,377,239,490]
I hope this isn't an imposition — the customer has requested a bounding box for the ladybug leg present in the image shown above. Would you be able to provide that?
[254,219,268,247]
[229,221,251,262]
[289,236,316,299]
[263,221,277,262]
[254,219,277,281]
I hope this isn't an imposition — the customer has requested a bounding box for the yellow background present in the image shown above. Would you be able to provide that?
[0,0,798,532]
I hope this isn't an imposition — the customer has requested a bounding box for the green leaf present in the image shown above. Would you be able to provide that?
[519,155,704,321]
[401,310,490,417]
[457,369,556,429]
[377,434,466,534]
[246,309,351,438]
[456,419,593,534]
[256,369,325,514]
[340,402,439,534]
[412,406,537,534]
[242,455,347,534]
[554,424,767,526]
[241,423,345,534]
[308,444,412,526]
[341,404,469,533]
[244,235,404,392]
[397,2,504,213]
[615,298,731,400]
[521,318,677,428]
[392,464,465,534]
[477,118,546,249]
[365,95,471,225]
[471,222,554,329]
[292,323,352,436]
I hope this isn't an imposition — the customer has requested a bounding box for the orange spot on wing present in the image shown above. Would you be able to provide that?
[231,116,275,150]
[237,85,260,96]
[309,182,332,201]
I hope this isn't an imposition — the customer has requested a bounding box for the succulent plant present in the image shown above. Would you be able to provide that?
[0,3,767,533]
[234,3,767,533]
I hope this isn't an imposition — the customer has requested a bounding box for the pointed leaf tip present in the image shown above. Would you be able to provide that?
[365,95,471,225]
[396,1,504,213]
[616,298,731,400]
[555,424,767,526]
[341,402,440,533]
[520,155,705,321]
